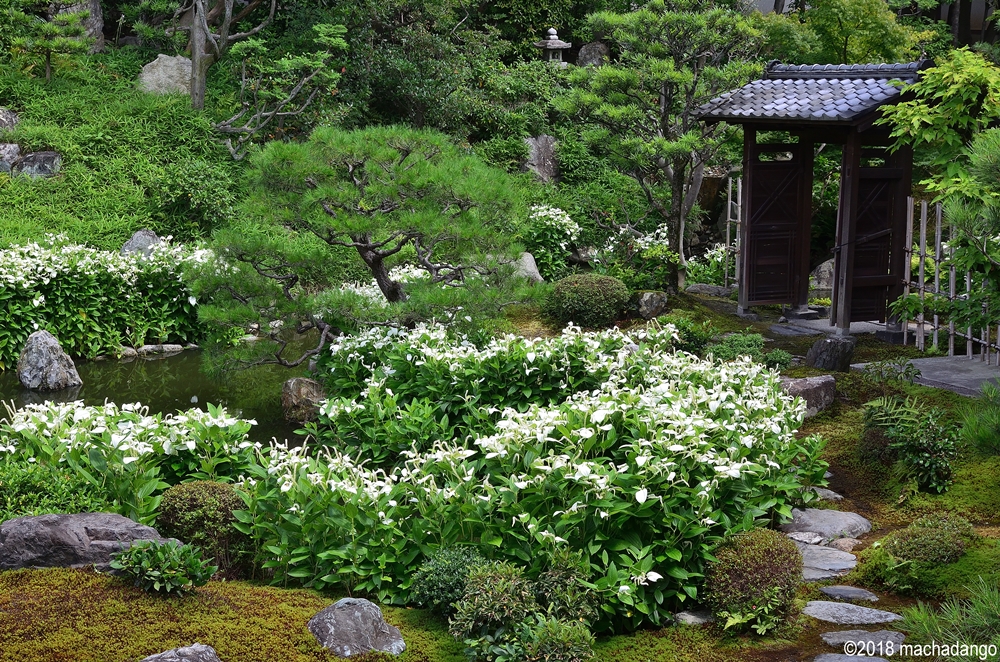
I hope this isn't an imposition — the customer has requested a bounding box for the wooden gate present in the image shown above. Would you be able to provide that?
[740,135,813,308]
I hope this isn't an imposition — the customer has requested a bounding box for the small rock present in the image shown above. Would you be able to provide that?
[827,538,861,553]
[568,246,597,266]
[814,656,887,662]
[737,310,761,322]
[140,643,222,662]
[139,54,192,95]
[17,330,83,392]
[811,259,835,290]
[778,316,788,323]
[137,344,184,356]
[806,336,858,372]
[820,586,878,602]
[824,471,833,479]
[516,252,544,283]
[523,135,558,183]
[0,513,171,572]
[282,377,326,422]
[786,531,824,545]
[0,108,18,131]
[121,229,161,257]
[118,346,138,359]
[803,601,902,625]
[0,143,21,173]
[14,151,61,178]
[674,610,715,626]
[814,487,844,501]
[820,630,904,649]
[637,291,669,320]
[576,41,609,66]
[780,375,836,418]
[685,283,735,297]
[308,597,406,657]
[781,508,871,542]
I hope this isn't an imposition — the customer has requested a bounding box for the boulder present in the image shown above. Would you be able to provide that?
[121,229,162,256]
[17,331,82,392]
[674,610,715,626]
[13,151,61,178]
[636,291,669,320]
[827,537,861,553]
[780,375,836,418]
[139,55,192,96]
[803,601,902,625]
[0,108,17,131]
[308,597,406,657]
[140,644,222,662]
[781,508,871,542]
[523,135,558,183]
[516,252,544,283]
[282,377,327,423]
[820,630,904,649]
[576,41,609,66]
[820,586,878,602]
[54,0,104,53]
[806,336,857,372]
[685,283,735,298]
[0,143,20,174]
[811,258,835,290]
[0,512,171,571]
[568,246,597,266]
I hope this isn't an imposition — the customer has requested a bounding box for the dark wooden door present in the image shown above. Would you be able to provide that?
[740,138,813,307]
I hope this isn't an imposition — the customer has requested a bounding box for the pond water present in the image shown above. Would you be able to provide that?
[0,349,307,444]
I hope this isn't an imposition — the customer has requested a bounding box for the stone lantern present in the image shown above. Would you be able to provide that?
[534,28,571,66]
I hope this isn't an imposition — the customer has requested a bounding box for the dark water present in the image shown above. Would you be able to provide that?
[0,349,306,444]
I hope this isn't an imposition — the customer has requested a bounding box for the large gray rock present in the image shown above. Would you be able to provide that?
[636,291,669,320]
[804,601,902,625]
[13,151,61,178]
[54,0,104,53]
[308,597,406,657]
[806,336,857,372]
[121,229,162,256]
[811,258,835,290]
[780,375,836,418]
[140,643,222,662]
[820,630,904,649]
[516,252,544,283]
[0,143,20,174]
[0,512,170,571]
[781,508,871,542]
[139,54,192,95]
[523,135,558,183]
[820,586,878,602]
[0,108,17,131]
[576,41,609,66]
[17,331,82,391]
[282,377,326,422]
[685,283,735,298]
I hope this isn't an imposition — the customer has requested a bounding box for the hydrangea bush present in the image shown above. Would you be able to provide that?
[522,206,581,281]
[0,235,210,368]
[240,323,826,632]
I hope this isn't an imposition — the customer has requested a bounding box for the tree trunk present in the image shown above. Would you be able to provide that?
[190,0,211,110]
[671,163,687,289]
[353,235,407,302]
[772,0,786,14]
[45,50,51,84]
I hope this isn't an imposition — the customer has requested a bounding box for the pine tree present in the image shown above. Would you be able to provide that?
[11,0,93,83]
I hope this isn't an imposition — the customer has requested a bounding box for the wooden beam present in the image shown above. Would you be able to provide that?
[795,140,814,311]
[834,130,862,335]
[888,144,913,323]
[737,126,756,315]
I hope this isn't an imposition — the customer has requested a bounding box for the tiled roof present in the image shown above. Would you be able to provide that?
[698,61,929,124]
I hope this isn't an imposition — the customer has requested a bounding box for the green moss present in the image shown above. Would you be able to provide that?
[0,568,464,662]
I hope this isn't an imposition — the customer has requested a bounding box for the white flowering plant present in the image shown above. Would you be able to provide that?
[686,243,735,287]
[521,206,581,281]
[238,323,828,633]
[0,401,258,524]
[0,235,210,368]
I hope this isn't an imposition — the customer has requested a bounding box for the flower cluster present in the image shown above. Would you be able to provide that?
[528,205,581,252]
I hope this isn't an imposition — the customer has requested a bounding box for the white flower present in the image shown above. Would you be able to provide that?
[635,488,648,504]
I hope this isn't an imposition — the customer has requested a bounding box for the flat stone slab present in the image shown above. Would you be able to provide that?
[674,610,715,625]
[804,566,844,581]
[815,655,888,662]
[787,531,824,545]
[804,601,902,625]
[781,508,871,542]
[813,487,844,501]
[798,543,856,581]
[770,324,824,336]
[821,630,904,649]
[820,586,878,602]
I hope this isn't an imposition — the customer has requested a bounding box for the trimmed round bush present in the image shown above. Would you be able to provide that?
[534,549,599,625]
[157,481,252,579]
[884,514,972,565]
[703,528,802,634]
[449,561,538,644]
[544,274,628,328]
[410,545,485,615]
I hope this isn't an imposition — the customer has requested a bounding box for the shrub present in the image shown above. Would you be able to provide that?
[961,382,1000,455]
[660,312,717,355]
[865,397,958,493]
[884,525,967,565]
[534,549,599,624]
[708,332,765,363]
[765,349,792,371]
[449,561,539,659]
[110,539,217,595]
[685,244,734,287]
[0,457,110,522]
[521,206,580,282]
[410,546,486,616]
[158,481,253,579]
[495,615,595,662]
[543,274,628,329]
[898,578,1000,654]
[703,528,802,635]
[148,159,237,240]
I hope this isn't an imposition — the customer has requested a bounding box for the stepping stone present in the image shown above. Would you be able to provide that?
[828,538,861,552]
[803,601,902,625]
[820,586,878,602]
[781,508,871,542]
[674,610,715,625]
[797,543,857,582]
[821,630,904,649]
[814,487,844,501]
[815,655,887,662]
[787,531,824,545]
[770,324,823,336]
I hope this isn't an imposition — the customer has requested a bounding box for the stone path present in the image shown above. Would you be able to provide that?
[820,586,878,602]
[852,355,1000,398]
[797,542,857,581]
[781,508,872,542]
[820,630,904,648]
[803,601,902,625]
